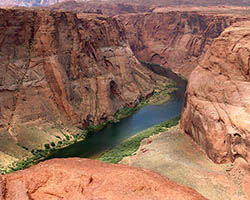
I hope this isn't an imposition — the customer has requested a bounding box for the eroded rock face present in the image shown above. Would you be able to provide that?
[0,175,5,200]
[181,21,250,165]
[118,12,247,77]
[0,8,162,144]
[0,158,207,200]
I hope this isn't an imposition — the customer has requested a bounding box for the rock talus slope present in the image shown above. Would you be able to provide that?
[119,12,247,77]
[0,158,207,200]
[181,21,250,165]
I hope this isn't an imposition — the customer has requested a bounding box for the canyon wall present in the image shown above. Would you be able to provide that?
[181,21,250,165]
[0,8,165,164]
[118,12,247,77]
[49,1,150,16]
[1,0,250,8]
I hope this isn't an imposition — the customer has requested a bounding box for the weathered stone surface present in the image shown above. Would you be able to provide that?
[0,8,165,157]
[181,21,250,165]
[0,175,5,200]
[1,158,207,200]
[118,12,247,77]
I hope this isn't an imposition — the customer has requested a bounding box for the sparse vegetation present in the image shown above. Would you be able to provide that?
[0,68,178,174]
[1,130,88,174]
[97,115,180,164]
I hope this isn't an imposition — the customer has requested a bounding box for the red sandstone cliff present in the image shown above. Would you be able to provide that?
[118,12,247,77]
[0,158,207,200]
[181,21,250,166]
[0,8,166,163]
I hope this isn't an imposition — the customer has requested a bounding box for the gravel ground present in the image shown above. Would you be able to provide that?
[121,126,250,200]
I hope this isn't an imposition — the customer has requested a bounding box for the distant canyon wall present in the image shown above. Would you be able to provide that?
[118,12,248,77]
[1,0,250,8]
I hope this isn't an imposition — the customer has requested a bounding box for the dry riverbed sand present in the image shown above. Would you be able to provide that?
[121,126,250,200]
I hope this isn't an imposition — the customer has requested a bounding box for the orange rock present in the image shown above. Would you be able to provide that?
[1,158,207,200]
[0,8,163,137]
[181,21,250,165]
[0,175,5,200]
[118,12,248,77]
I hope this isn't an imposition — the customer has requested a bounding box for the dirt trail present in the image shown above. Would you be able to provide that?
[121,126,250,200]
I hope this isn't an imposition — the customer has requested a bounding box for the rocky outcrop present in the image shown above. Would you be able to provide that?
[0,8,165,160]
[0,175,5,199]
[118,12,247,77]
[181,21,250,165]
[0,158,207,200]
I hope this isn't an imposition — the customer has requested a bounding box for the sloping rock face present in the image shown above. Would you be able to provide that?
[181,21,250,165]
[118,12,246,77]
[0,8,161,147]
[0,158,207,200]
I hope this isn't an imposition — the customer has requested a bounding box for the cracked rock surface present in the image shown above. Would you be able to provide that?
[0,158,207,200]
[181,21,250,165]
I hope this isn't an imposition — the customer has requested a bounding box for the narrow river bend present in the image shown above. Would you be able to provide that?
[48,66,187,159]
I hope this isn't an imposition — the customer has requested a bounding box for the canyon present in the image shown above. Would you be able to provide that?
[118,10,249,77]
[0,7,169,169]
[0,1,249,200]
[119,21,250,199]
[48,2,250,77]
[1,0,250,8]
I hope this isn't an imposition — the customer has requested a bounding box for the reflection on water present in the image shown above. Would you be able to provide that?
[48,73,187,159]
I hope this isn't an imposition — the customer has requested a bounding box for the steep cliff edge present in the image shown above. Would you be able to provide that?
[0,158,207,200]
[0,8,166,167]
[118,12,247,77]
[181,21,250,166]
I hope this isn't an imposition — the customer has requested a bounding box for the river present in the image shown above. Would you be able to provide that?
[48,65,187,159]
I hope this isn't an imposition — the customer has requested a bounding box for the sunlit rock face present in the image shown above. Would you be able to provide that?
[0,8,164,152]
[118,12,248,77]
[181,21,250,165]
[0,158,207,200]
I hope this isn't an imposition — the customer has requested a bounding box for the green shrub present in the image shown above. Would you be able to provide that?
[97,115,180,164]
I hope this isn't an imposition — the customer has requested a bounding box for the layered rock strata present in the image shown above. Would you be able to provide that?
[181,21,250,165]
[118,12,247,77]
[0,158,207,200]
[0,8,165,164]
[50,0,150,16]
